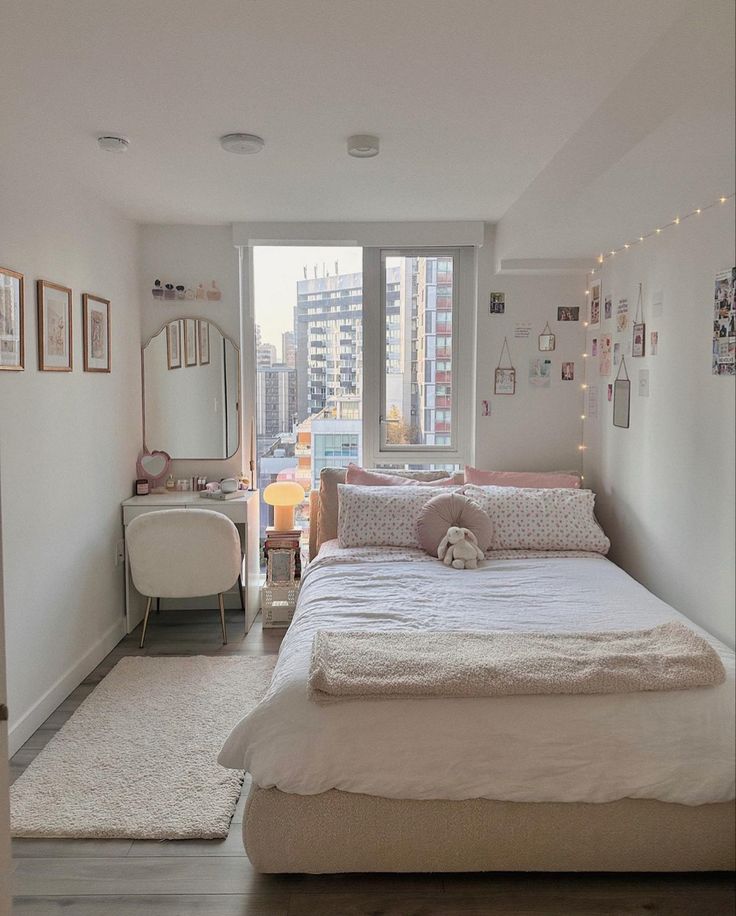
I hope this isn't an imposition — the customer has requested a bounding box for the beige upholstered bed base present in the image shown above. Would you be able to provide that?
[244,786,735,873]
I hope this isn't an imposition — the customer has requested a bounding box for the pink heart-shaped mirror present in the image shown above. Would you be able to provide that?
[137,450,171,484]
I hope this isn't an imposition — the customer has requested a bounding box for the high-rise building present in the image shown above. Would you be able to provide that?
[281,330,296,368]
[256,364,297,436]
[295,272,363,420]
[295,268,402,421]
[257,342,277,368]
[414,256,453,446]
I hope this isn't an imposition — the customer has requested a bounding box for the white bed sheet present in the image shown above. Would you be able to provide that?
[219,543,735,805]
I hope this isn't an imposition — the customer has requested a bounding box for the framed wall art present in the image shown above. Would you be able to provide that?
[198,319,210,365]
[183,318,197,366]
[166,321,181,369]
[613,357,631,429]
[82,294,110,372]
[494,337,515,394]
[632,283,646,357]
[37,279,72,371]
[0,266,24,371]
[538,321,555,351]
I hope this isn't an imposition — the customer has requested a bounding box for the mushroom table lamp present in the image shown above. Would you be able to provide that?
[263,481,305,532]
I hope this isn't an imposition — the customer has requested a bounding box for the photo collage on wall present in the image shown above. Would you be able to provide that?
[483,293,584,409]
[712,268,735,376]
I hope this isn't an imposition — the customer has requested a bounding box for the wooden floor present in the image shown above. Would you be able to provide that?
[10,608,735,916]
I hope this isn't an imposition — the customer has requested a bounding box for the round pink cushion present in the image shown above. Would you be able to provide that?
[416,492,494,557]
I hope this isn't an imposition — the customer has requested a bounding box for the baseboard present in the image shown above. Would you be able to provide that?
[8,618,126,756]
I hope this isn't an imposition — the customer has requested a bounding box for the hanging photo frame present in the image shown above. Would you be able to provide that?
[613,356,631,428]
[632,282,646,357]
[494,336,516,395]
[538,321,556,351]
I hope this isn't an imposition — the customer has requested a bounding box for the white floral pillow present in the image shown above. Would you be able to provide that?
[463,485,610,554]
[337,484,455,548]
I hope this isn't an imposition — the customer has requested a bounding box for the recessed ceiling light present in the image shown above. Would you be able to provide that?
[347,134,380,158]
[220,133,265,154]
[97,135,129,153]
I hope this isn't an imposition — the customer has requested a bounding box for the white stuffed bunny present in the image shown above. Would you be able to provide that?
[437,526,484,569]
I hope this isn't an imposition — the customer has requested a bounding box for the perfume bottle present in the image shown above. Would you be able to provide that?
[152,279,163,299]
[165,474,175,492]
[195,283,206,300]
[164,283,175,301]
[176,285,185,300]
[206,281,221,301]
[184,287,195,300]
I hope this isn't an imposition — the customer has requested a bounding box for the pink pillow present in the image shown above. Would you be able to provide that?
[346,464,419,486]
[464,466,580,489]
[345,465,464,487]
[417,492,494,557]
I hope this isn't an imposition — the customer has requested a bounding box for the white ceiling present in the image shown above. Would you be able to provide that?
[2,0,733,258]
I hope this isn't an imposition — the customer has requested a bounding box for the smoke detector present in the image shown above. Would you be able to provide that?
[347,134,380,158]
[97,135,129,153]
[220,133,265,154]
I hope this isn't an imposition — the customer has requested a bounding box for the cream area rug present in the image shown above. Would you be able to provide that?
[10,655,276,839]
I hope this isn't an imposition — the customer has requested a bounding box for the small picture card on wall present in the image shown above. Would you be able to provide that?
[481,399,491,416]
[0,266,24,371]
[515,321,532,339]
[37,279,72,371]
[599,334,612,377]
[604,295,612,321]
[561,361,574,380]
[183,318,197,366]
[197,320,210,365]
[613,342,621,367]
[82,294,110,372]
[638,369,650,397]
[529,358,552,387]
[166,321,181,369]
[591,337,598,356]
[489,291,505,314]
[589,281,601,329]
[616,298,629,332]
[557,306,579,321]
[607,383,613,402]
[650,331,659,355]
[587,385,599,419]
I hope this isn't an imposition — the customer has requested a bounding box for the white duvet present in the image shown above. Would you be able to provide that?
[219,543,735,805]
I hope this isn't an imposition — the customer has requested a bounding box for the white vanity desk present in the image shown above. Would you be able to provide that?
[121,490,260,636]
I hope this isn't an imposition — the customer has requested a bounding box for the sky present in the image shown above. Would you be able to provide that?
[253,246,362,357]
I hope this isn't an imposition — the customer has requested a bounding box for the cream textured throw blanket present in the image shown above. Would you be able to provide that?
[308,622,726,702]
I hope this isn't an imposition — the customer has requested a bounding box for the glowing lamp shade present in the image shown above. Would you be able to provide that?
[263,481,304,531]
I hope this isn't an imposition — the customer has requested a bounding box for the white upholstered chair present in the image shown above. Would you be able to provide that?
[126,508,243,647]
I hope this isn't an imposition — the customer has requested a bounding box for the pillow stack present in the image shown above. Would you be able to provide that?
[463,484,610,554]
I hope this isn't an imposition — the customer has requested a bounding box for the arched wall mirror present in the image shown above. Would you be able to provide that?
[142,319,240,459]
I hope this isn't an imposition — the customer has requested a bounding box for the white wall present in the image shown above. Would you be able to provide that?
[140,225,243,480]
[585,202,735,647]
[0,180,141,754]
[474,226,587,472]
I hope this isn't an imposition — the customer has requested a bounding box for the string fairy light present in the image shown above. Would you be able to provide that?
[579,193,733,485]
[594,193,734,265]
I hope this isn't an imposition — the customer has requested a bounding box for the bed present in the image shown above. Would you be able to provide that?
[219,485,735,874]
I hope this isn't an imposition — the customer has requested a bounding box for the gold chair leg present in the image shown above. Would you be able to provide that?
[218,593,228,645]
[140,596,153,648]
